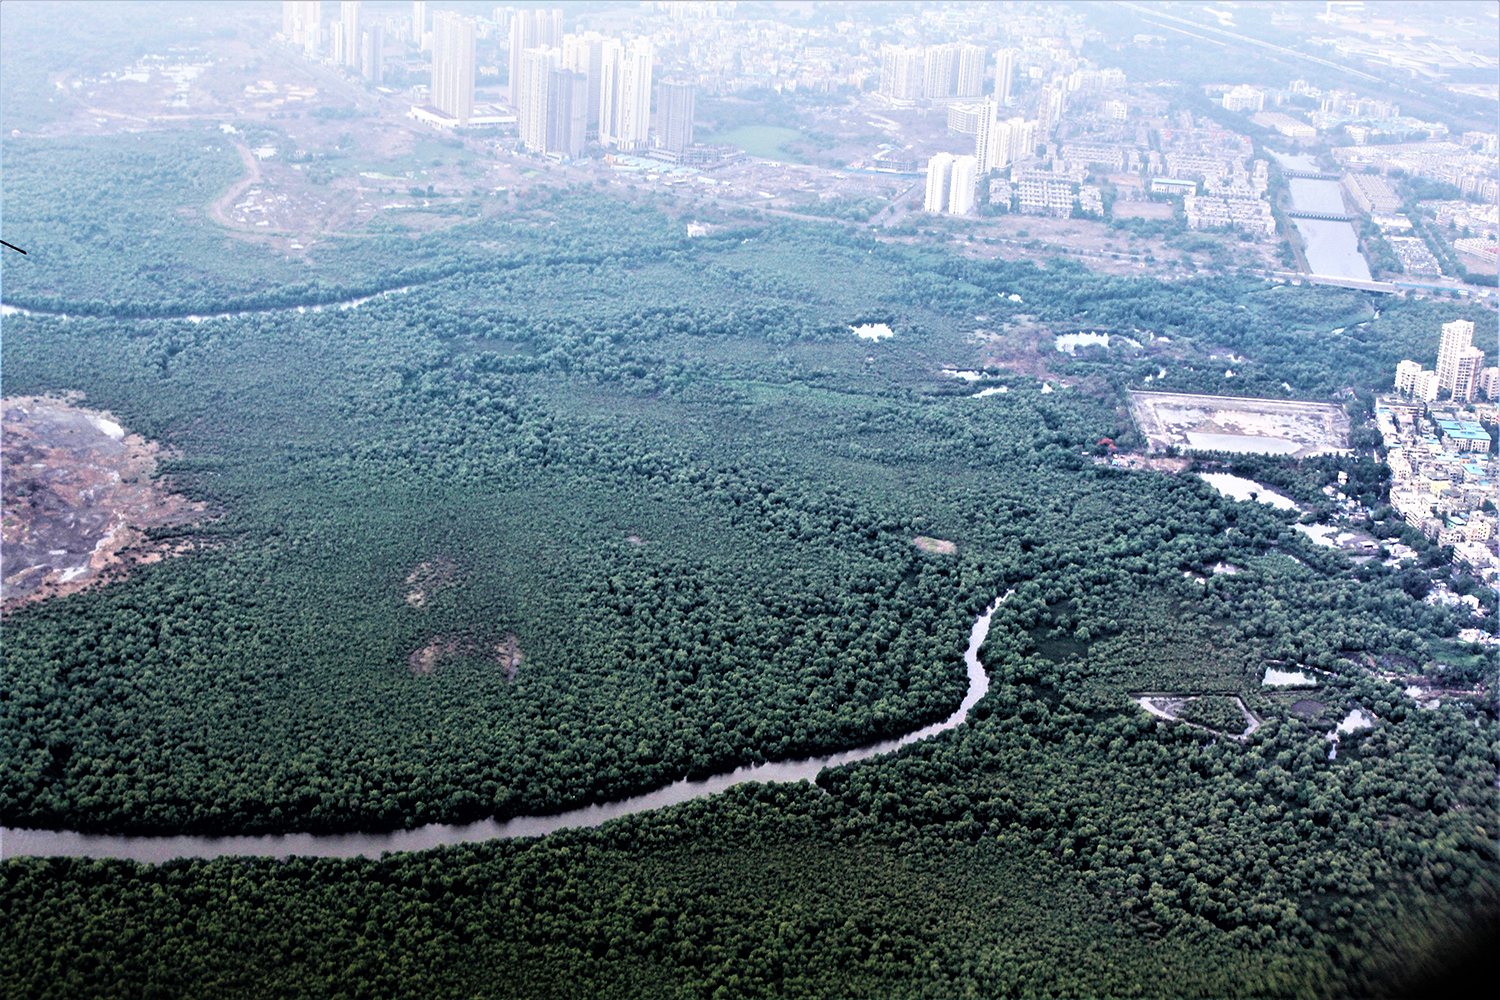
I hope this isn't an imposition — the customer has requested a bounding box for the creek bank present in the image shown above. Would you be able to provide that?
[1,593,1013,863]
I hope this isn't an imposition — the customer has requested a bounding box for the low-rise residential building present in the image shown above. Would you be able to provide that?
[1342,172,1402,213]
[1150,177,1197,197]
[1251,111,1316,138]
[1014,167,1076,216]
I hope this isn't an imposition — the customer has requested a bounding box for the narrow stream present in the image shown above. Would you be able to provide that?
[1,593,1012,863]
[0,286,413,324]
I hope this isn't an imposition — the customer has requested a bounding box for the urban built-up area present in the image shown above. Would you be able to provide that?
[274,1,1497,295]
[1385,319,1499,580]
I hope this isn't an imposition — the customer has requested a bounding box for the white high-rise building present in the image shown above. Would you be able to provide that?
[283,1,322,54]
[509,9,563,103]
[1436,319,1478,400]
[539,8,563,47]
[1413,370,1440,402]
[948,155,978,215]
[340,2,361,68]
[432,10,476,123]
[922,44,986,100]
[1038,84,1064,137]
[1395,359,1425,395]
[412,1,427,50]
[955,45,986,99]
[974,102,996,174]
[561,32,608,133]
[924,44,958,99]
[1453,347,1485,402]
[994,48,1015,105]
[547,67,588,157]
[925,153,954,213]
[517,43,588,156]
[600,38,652,150]
[988,117,1037,170]
[516,47,559,151]
[656,80,695,153]
[361,23,383,83]
[879,45,923,103]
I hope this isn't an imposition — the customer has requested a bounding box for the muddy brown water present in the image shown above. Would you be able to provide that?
[0,594,1012,863]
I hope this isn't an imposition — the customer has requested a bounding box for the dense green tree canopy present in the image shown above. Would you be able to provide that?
[2,133,1495,998]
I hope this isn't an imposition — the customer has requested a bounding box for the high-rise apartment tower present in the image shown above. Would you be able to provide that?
[925,153,954,213]
[432,11,476,123]
[361,23,383,83]
[340,2,361,68]
[994,49,1015,105]
[1436,319,1485,401]
[656,80,695,153]
[412,0,428,50]
[600,38,653,151]
[283,1,322,54]
[561,33,608,134]
[879,45,923,103]
[509,9,564,104]
[948,155,978,215]
[516,47,558,152]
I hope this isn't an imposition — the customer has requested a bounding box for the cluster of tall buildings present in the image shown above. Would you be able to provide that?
[879,44,1009,106]
[1395,320,1497,404]
[508,9,665,157]
[280,1,384,84]
[924,153,978,216]
[924,101,1040,216]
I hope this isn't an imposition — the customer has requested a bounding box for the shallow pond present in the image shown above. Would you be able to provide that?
[1197,474,1300,512]
[1054,332,1110,354]
[1264,667,1317,687]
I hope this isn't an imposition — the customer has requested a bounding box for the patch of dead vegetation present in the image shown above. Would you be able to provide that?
[913,536,957,555]
[408,635,468,675]
[2,396,206,612]
[406,632,526,679]
[404,557,457,607]
[495,633,525,681]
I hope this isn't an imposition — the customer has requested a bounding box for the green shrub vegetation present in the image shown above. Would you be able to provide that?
[2,132,1496,997]
[1176,695,1249,733]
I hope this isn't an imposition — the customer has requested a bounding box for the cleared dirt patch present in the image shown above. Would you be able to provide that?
[2,396,205,610]
[1130,391,1351,457]
[404,558,457,607]
[407,632,524,678]
[408,635,467,675]
[495,633,525,681]
[913,536,957,554]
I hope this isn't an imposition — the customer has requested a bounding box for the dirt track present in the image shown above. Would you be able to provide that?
[208,141,263,232]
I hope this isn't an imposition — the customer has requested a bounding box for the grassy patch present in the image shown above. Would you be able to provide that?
[703,125,806,163]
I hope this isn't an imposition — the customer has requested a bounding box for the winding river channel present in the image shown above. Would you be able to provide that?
[0,286,414,324]
[1,593,1011,863]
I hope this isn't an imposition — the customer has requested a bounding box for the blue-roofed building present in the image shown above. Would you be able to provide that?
[1436,419,1493,454]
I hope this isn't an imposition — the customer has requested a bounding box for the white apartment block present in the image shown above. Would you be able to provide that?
[925,153,954,213]
[600,38,653,150]
[948,156,977,215]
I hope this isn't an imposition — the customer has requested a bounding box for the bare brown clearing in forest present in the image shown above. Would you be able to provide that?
[495,633,525,681]
[404,558,457,607]
[1,396,205,612]
[406,632,525,679]
[408,636,466,675]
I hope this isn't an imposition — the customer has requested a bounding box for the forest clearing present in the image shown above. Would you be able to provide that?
[0,396,203,609]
